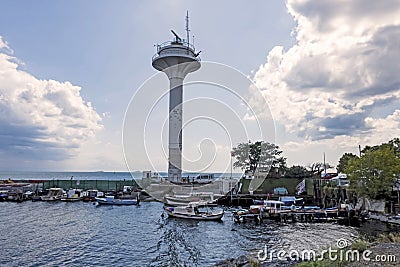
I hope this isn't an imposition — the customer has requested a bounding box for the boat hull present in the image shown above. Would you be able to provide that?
[41,188,64,201]
[164,195,218,207]
[60,197,82,202]
[41,196,61,201]
[165,208,223,221]
[95,197,138,206]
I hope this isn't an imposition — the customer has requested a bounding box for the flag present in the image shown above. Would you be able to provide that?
[296,179,306,194]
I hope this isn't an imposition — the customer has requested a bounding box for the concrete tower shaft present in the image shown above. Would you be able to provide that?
[152,30,201,182]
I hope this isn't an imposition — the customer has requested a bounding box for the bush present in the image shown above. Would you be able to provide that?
[376,232,400,243]
[351,240,368,252]
[297,261,332,267]
[248,256,261,267]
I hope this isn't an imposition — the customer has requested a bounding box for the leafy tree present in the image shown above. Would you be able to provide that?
[308,162,333,177]
[346,146,400,199]
[337,153,358,173]
[232,141,286,176]
[362,138,400,158]
[285,165,311,178]
[388,138,400,158]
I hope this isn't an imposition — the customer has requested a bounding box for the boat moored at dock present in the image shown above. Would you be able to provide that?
[0,190,7,201]
[165,202,224,221]
[82,189,104,202]
[61,189,84,202]
[233,200,285,223]
[41,188,64,201]
[233,199,341,223]
[164,192,221,206]
[6,190,24,202]
[95,195,139,206]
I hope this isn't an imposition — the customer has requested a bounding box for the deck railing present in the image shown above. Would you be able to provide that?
[152,40,201,61]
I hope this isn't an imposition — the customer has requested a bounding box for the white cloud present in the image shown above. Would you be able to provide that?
[0,36,102,164]
[0,36,13,54]
[102,111,111,118]
[364,109,400,140]
[253,0,400,154]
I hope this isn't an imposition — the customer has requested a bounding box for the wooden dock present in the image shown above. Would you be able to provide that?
[233,207,361,226]
[369,213,400,225]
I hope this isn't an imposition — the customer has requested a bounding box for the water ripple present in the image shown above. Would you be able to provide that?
[0,201,357,266]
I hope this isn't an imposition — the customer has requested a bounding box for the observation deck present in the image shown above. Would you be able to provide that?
[152,38,201,74]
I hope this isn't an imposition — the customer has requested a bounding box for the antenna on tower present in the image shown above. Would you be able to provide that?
[185,11,190,47]
[171,30,182,43]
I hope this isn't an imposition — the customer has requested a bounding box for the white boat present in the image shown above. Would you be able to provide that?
[164,192,221,206]
[61,189,84,202]
[0,190,8,201]
[262,200,285,214]
[82,189,104,202]
[6,190,24,202]
[233,200,285,223]
[41,188,64,201]
[165,202,224,221]
[278,196,304,206]
[95,195,139,206]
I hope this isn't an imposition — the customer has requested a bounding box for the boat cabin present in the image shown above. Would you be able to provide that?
[66,189,83,198]
[263,200,285,214]
[47,188,64,197]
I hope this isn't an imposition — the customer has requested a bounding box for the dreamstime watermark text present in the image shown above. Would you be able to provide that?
[257,238,397,263]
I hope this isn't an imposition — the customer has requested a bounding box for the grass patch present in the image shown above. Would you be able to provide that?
[295,236,372,267]
[295,233,400,266]
[297,261,335,267]
[350,239,368,252]
[248,256,261,267]
[375,232,400,243]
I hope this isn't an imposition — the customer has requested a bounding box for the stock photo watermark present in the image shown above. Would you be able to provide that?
[257,238,397,263]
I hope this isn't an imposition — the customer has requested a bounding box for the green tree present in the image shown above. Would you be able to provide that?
[388,138,400,158]
[337,152,358,173]
[232,141,286,176]
[285,165,311,178]
[308,162,333,177]
[362,138,400,158]
[346,146,400,199]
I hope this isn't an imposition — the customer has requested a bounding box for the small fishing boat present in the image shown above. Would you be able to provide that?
[0,190,8,201]
[41,188,64,201]
[233,200,285,223]
[164,202,224,221]
[232,208,257,223]
[82,189,103,202]
[24,191,34,200]
[6,190,24,202]
[164,192,221,206]
[31,195,43,202]
[278,196,304,207]
[263,200,285,214]
[61,189,84,202]
[95,195,139,206]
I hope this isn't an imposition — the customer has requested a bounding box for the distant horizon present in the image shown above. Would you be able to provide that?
[0,170,244,174]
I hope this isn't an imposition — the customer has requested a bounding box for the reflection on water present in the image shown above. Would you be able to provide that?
[0,201,357,266]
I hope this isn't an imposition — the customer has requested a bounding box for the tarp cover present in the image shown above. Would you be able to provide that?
[358,198,385,213]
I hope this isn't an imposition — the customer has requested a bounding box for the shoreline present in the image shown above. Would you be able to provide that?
[214,220,400,267]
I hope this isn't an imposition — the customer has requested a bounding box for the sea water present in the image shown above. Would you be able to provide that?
[0,172,357,266]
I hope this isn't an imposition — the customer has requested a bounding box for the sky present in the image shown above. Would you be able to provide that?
[0,0,399,172]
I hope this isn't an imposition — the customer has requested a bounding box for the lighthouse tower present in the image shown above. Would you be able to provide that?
[152,13,201,182]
